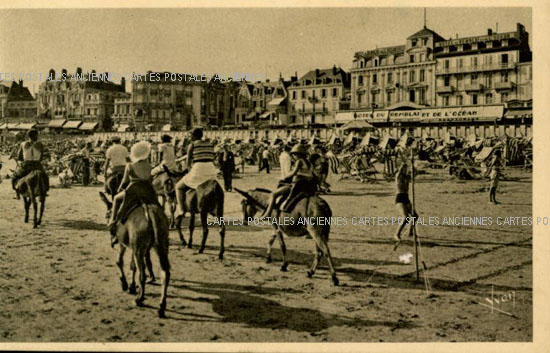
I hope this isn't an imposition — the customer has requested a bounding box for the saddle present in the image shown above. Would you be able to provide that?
[280,178,318,213]
[117,180,159,225]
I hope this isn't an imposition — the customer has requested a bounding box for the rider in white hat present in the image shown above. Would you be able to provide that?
[107,140,152,238]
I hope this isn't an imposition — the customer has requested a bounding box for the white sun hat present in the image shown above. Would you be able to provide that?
[130,141,151,162]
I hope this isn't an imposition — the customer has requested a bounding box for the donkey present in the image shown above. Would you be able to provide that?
[174,179,226,260]
[152,172,178,229]
[99,196,170,318]
[235,187,339,286]
[16,170,48,228]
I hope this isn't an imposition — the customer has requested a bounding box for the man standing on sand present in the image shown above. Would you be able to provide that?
[218,142,235,192]
[259,146,270,174]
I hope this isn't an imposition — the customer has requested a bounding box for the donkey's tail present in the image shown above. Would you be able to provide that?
[145,204,170,262]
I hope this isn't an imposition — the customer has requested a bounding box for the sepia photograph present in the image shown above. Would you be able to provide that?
[0,1,546,351]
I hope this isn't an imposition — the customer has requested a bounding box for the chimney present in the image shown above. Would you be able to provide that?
[332,65,338,75]
[121,77,126,91]
[315,68,320,77]
[488,28,493,36]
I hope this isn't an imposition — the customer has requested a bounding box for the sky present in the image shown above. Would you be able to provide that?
[0,7,532,95]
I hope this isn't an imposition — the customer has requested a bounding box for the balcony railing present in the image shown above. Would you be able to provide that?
[464,83,484,92]
[437,86,455,94]
[494,81,514,90]
[436,62,515,75]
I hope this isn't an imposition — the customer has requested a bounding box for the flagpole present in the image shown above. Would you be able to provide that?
[411,147,419,281]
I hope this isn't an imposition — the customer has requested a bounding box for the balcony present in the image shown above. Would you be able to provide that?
[494,81,514,91]
[436,62,516,75]
[437,86,455,94]
[464,83,484,92]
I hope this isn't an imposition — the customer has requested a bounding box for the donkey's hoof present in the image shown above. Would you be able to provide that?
[306,270,313,278]
[121,279,128,292]
[128,285,137,295]
[218,253,224,260]
[332,275,340,286]
[265,256,272,264]
[158,308,166,318]
[135,298,144,307]
[187,243,193,249]
[198,248,205,254]
[281,263,288,272]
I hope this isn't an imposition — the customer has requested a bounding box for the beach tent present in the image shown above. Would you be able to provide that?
[379,135,397,149]
[343,131,356,146]
[360,133,380,147]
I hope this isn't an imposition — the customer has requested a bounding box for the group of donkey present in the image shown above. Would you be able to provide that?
[17,165,339,318]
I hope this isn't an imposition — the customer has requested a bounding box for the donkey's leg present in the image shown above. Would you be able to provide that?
[133,252,146,306]
[277,230,289,272]
[218,222,225,260]
[129,256,137,295]
[176,214,186,247]
[155,244,170,318]
[307,243,323,278]
[188,212,195,249]
[23,197,30,223]
[37,197,46,226]
[198,211,209,254]
[146,251,156,284]
[266,231,277,263]
[31,194,38,229]
[309,227,339,286]
[116,246,128,291]
[169,198,176,229]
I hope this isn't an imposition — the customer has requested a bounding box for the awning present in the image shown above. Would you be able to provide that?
[340,120,374,130]
[245,112,256,121]
[6,123,19,129]
[79,122,98,131]
[268,97,286,106]
[117,124,130,132]
[505,109,532,119]
[15,123,37,130]
[48,119,66,128]
[259,111,274,119]
[162,124,172,132]
[63,120,82,129]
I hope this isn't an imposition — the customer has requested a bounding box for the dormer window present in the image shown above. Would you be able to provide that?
[463,43,472,51]
[422,38,428,46]
[410,55,415,63]
[412,39,417,47]
[374,59,379,67]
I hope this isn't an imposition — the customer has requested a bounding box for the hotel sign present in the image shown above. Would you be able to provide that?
[437,32,516,47]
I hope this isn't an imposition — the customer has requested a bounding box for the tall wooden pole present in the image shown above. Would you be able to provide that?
[411,148,420,280]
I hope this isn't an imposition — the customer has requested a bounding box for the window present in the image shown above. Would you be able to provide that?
[486,73,493,88]
[321,89,326,98]
[419,89,425,104]
[301,90,306,99]
[501,54,509,64]
[372,74,377,84]
[409,90,415,103]
[420,69,425,82]
[409,71,415,83]
[472,57,478,67]
[312,90,316,99]
[457,95,463,105]
[502,72,509,82]
[501,92,508,103]
[486,93,493,104]
[472,94,478,105]
[486,55,493,65]
[444,76,450,86]
[387,91,392,104]
[357,93,362,104]
[458,58,463,68]
[471,74,478,84]
[374,59,379,67]
[443,96,449,106]
[292,91,296,99]
[422,38,428,45]
[410,55,415,63]
[444,60,450,69]
[412,40,417,47]
[358,75,363,85]
[387,72,393,83]
[419,54,425,62]
[332,88,338,96]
